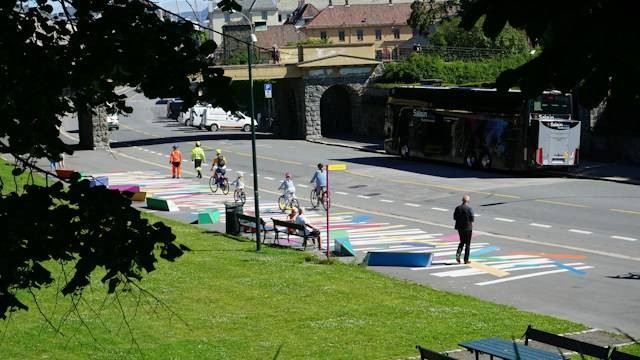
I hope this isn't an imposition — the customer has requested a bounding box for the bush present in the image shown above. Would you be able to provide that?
[227,50,262,65]
[380,53,532,85]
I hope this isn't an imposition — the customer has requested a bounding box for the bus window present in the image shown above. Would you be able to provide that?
[530,94,572,115]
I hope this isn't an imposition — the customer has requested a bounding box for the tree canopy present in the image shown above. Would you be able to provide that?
[0,0,242,319]
[409,0,640,132]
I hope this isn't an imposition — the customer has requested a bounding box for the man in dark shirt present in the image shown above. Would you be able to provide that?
[453,195,474,264]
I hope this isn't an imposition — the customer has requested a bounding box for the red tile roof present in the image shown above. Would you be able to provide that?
[306,3,411,28]
[255,24,307,48]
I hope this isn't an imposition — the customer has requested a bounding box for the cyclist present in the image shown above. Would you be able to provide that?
[310,163,326,197]
[191,141,206,178]
[211,148,227,179]
[231,173,245,192]
[278,172,296,205]
[169,144,182,179]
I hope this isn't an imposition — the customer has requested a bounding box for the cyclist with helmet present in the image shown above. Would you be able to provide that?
[211,148,227,180]
[169,144,183,179]
[191,141,206,178]
[278,172,296,205]
[310,163,326,197]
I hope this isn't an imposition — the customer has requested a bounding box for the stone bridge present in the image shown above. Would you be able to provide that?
[220,43,385,139]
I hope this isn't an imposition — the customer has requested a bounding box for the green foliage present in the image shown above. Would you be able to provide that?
[460,1,640,132]
[429,17,530,55]
[287,38,332,46]
[1,214,584,359]
[381,53,531,84]
[227,49,263,65]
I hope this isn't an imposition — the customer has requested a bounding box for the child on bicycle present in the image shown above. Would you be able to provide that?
[278,172,296,205]
[231,174,245,194]
[310,163,326,197]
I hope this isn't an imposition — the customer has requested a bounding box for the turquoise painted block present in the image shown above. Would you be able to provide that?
[334,238,355,257]
[198,209,220,224]
[364,252,432,267]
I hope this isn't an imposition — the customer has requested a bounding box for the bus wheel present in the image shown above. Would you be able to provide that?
[464,152,477,168]
[400,144,410,158]
[480,153,491,169]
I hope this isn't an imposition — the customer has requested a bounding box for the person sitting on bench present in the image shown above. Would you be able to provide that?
[295,207,321,249]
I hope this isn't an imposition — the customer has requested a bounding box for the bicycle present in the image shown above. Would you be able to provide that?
[209,172,230,195]
[310,187,330,210]
[278,193,299,213]
[234,188,246,205]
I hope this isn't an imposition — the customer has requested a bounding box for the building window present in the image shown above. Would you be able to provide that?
[320,31,327,40]
[278,14,282,22]
[338,31,345,42]
[393,28,400,39]
[261,11,268,20]
[356,30,363,41]
[224,13,230,22]
[375,29,382,40]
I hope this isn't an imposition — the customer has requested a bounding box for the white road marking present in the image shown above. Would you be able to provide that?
[335,191,349,195]
[494,217,515,223]
[380,199,394,203]
[405,203,421,207]
[298,184,309,188]
[143,148,150,152]
[357,195,371,199]
[431,207,448,212]
[530,223,552,228]
[263,176,275,180]
[569,229,592,235]
[476,266,593,286]
[611,235,637,242]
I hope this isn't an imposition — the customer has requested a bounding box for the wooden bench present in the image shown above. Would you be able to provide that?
[459,337,564,360]
[610,348,640,360]
[416,345,456,360]
[237,214,273,243]
[271,218,320,250]
[524,325,611,359]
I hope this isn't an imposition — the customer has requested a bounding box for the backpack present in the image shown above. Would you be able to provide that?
[218,156,226,167]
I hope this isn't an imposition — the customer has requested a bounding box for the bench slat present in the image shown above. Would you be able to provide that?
[525,326,609,359]
[459,337,564,360]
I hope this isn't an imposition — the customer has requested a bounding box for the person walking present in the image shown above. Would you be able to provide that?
[169,144,183,179]
[191,141,206,178]
[453,195,474,264]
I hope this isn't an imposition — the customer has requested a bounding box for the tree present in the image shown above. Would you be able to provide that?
[414,0,640,133]
[0,0,242,319]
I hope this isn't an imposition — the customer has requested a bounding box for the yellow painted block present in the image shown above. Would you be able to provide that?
[130,192,148,201]
[327,163,347,171]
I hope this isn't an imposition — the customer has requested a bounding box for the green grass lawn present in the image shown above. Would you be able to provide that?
[1,161,587,359]
[0,160,48,195]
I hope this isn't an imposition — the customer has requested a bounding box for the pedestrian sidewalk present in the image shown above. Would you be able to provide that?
[308,136,640,186]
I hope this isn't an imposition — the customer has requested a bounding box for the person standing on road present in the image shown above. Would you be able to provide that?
[169,144,183,179]
[454,195,474,264]
[191,141,206,178]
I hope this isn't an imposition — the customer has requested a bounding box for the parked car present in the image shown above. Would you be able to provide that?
[166,99,184,119]
[106,113,119,130]
[151,98,172,118]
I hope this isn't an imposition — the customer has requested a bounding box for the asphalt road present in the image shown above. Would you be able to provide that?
[59,91,640,336]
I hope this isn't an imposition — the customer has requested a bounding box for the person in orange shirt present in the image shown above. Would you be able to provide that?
[169,144,183,179]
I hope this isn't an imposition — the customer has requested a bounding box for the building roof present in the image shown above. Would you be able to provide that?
[277,0,414,12]
[285,3,320,25]
[213,0,277,12]
[255,24,307,48]
[305,3,412,29]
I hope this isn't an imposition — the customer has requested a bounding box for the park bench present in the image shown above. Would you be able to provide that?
[459,337,564,360]
[416,345,456,360]
[237,213,273,243]
[271,218,320,250]
[524,325,611,359]
[610,348,640,360]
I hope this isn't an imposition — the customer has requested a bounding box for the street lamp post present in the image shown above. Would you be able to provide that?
[235,11,262,251]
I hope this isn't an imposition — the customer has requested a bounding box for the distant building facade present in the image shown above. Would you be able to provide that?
[209,0,281,44]
[304,1,413,60]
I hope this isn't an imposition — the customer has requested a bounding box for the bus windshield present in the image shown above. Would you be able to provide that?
[530,94,572,115]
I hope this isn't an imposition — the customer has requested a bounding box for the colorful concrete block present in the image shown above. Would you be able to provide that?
[89,176,109,188]
[334,238,356,257]
[198,209,220,224]
[109,184,141,193]
[146,197,180,212]
[130,192,148,202]
[364,251,433,267]
[55,169,76,179]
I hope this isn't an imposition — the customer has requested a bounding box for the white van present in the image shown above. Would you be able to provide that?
[202,107,252,132]
[188,103,211,128]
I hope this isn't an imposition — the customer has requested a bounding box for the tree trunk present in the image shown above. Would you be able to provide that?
[77,103,94,150]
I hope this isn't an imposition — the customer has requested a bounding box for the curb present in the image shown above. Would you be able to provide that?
[308,139,640,186]
[306,139,386,154]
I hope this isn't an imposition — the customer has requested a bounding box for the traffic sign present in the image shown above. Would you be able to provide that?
[327,163,347,171]
[264,83,272,99]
